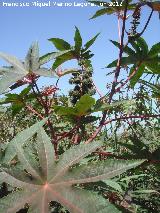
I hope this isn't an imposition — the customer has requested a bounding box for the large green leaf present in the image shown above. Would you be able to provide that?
[48,28,98,69]
[107,38,155,69]
[13,141,42,182]
[0,43,58,94]
[0,86,33,116]
[0,124,144,213]
[24,42,58,77]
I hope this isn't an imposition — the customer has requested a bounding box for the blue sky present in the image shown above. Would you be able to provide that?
[0,0,160,95]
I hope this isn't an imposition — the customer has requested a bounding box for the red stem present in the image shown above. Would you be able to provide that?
[26,105,45,120]
[31,78,58,158]
[56,124,80,143]
[103,114,160,126]
[85,0,129,144]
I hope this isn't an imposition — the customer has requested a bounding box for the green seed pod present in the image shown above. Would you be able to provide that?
[69,59,95,105]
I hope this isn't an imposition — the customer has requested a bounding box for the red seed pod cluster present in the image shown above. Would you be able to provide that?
[42,86,58,96]
[10,73,39,90]
[23,73,38,84]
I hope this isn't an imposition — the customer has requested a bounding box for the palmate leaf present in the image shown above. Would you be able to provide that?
[54,96,135,118]
[57,159,145,185]
[75,94,95,115]
[107,38,149,69]
[0,86,33,116]
[107,38,160,87]
[0,123,144,213]
[0,42,58,94]
[49,28,99,69]
[23,42,58,77]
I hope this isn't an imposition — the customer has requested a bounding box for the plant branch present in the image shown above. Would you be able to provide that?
[128,8,154,41]
[138,9,153,37]
[31,79,58,158]
[85,0,129,144]
[108,0,129,103]
[25,105,45,120]
[56,124,80,143]
[103,113,160,126]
